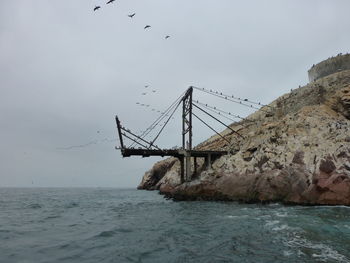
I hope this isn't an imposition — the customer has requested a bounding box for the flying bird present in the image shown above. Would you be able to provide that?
[165,35,170,39]
[144,85,149,88]
[144,25,151,30]
[142,93,147,95]
[128,13,136,18]
[106,0,115,4]
[152,90,156,93]
[94,6,101,11]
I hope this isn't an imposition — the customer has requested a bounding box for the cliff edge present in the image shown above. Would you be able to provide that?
[138,59,350,205]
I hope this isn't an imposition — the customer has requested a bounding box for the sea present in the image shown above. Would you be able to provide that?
[0,188,349,263]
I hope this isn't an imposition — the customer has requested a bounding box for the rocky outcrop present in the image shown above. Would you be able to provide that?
[138,67,350,205]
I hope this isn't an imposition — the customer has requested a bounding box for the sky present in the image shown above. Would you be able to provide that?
[0,0,349,188]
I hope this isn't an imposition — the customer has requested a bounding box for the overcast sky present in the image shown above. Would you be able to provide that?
[0,0,349,187]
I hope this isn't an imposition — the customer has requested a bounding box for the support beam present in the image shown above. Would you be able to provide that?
[205,154,212,169]
[180,157,185,183]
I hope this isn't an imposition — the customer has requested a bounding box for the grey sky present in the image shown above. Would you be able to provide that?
[1,0,349,187]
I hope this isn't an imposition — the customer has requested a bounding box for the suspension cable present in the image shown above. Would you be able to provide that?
[192,86,271,108]
[192,112,231,144]
[192,86,269,112]
[193,103,244,139]
[130,91,185,147]
[195,100,252,122]
[149,98,182,148]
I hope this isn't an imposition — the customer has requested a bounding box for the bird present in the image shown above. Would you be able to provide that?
[165,35,170,39]
[106,0,115,3]
[152,90,156,93]
[136,102,140,104]
[144,25,151,30]
[97,131,100,133]
[94,6,101,11]
[144,85,149,88]
[142,92,147,95]
[128,13,136,18]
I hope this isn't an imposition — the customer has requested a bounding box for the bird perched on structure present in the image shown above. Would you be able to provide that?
[144,25,151,29]
[106,0,115,3]
[94,6,101,11]
[128,13,136,18]
[165,35,170,39]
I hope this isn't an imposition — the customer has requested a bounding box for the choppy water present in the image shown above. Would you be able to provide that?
[0,188,350,263]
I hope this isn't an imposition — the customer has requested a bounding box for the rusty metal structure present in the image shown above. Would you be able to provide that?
[115,86,266,183]
[115,87,229,183]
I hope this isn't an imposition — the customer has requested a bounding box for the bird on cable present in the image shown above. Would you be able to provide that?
[94,6,101,11]
[128,13,136,18]
[165,35,170,39]
[106,0,115,4]
[144,25,151,30]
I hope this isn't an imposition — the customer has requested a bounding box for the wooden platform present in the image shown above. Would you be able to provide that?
[120,148,227,158]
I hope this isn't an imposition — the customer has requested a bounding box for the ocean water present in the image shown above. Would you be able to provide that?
[0,188,349,263]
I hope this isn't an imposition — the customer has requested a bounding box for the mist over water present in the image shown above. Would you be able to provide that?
[0,188,349,263]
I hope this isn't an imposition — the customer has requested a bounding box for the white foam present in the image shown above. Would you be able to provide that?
[287,237,350,263]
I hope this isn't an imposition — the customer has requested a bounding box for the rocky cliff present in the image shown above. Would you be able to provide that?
[138,68,350,205]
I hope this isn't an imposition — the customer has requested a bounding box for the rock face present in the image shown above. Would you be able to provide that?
[138,66,350,205]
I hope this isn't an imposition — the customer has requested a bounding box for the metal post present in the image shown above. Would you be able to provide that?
[115,115,125,149]
[181,87,193,182]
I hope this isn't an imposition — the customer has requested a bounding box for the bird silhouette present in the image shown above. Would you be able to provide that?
[94,6,101,11]
[152,90,156,93]
[142,93,147,95]
[165,35,170,39]
[144,85,149,88]
[128,13,136,18]
[144,25,151,30]
[106,0,115,3]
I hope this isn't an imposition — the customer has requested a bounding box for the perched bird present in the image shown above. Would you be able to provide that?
[144,25,151,30]
[152,90,156,93]
[144,85,149,88]
[165,35,170,39]
[106,0,115,3]
[244,99,248,101]
[94,6,101,11]
[128,13,136,18]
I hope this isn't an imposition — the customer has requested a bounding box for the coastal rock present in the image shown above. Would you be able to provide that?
[138,67,350,205]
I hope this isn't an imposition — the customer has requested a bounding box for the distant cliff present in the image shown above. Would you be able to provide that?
[138,57,350,205]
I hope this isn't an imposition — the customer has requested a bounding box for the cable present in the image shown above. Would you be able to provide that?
[193,104,244,139]
[192,86,269,112]
[192,112,231,144]
[195,101,251,122]
[192,86,271,108]
[149,97,182,148]
[129,91,185,147]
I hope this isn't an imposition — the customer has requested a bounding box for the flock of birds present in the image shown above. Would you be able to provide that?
[93,1,171,39]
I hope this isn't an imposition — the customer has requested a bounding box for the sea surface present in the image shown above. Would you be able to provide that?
[0,188,349,263]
